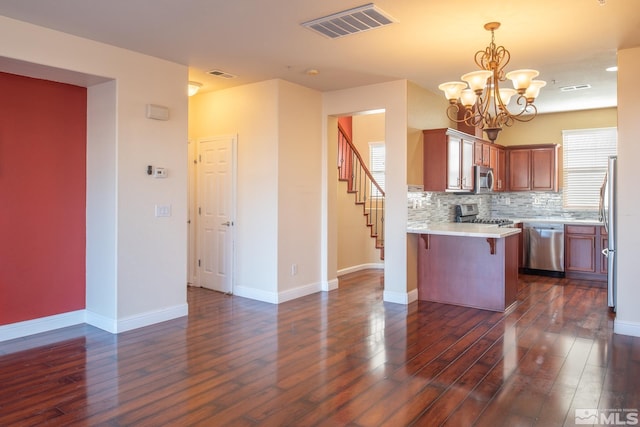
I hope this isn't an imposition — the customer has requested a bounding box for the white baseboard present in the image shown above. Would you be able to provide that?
[0,310,85,342]
[337,263,384,276]
[277,282,322,303]
[233,286,278,304]
[323,278,339,292]
[614,318,640,337]
[85,310,118,333]
[1,304,189,342]
[234,281,322,304]
[383,288,416,305]
[114,303,189,333]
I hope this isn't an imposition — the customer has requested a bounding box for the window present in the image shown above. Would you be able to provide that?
[562,127,617,209]
[369,142,385,197]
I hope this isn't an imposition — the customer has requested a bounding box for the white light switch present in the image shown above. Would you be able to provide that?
[155,204,171,217]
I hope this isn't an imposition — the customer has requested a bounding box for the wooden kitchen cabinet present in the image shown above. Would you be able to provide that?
[423,128,474,192]
[473,141,490,166]
[565,224,607,281]
[477,140,506,191]
[491,145,507,192]
[506,144,559,192]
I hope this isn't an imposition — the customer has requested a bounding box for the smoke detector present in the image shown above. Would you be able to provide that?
[302,3,396,39]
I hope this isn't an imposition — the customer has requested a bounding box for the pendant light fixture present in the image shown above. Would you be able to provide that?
[438,22,545,142]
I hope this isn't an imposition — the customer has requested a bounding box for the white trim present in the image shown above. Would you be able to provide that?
[383,288,417,305]
[1,304,190,342]
[337,263,384,276]
[277,282,322,303]
[233,286,278,304]
[323,278,339,292]
[115,303,189,333]
[85,310,118,334]
[614,318,640,337]
[0,310,85,342]
[234,282,323,304]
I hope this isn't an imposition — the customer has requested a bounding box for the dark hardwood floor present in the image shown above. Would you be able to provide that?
[1,271,637,426]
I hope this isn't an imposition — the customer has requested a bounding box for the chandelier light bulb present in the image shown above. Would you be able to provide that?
[461,70,493,94]
[438,82,467,103]
[498,88,517,106]
[506,69,539,94]
[525,80,547,101]
[460,89,477,107]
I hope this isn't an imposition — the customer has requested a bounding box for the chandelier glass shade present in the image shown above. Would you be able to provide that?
[438,22,545,142]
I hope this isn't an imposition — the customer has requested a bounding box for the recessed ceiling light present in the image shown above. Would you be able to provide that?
[606,66,618,72]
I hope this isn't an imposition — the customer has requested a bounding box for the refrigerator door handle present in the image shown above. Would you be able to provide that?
[599,174,607,227]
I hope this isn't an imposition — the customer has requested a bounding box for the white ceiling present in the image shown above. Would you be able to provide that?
[1,0,639,114]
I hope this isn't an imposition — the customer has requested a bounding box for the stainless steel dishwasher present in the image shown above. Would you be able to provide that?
[523,222,565,274]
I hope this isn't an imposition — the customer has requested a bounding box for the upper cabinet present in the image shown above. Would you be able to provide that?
[506,144,559,192]
[476,140,506,192]
[423,128,475,192]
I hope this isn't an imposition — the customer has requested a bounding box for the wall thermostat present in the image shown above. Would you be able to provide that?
[153,167,168,178]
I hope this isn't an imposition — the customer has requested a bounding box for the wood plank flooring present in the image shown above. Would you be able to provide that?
[1,271,637,426]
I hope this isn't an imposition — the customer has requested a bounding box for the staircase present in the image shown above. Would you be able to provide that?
[337,124,385,259]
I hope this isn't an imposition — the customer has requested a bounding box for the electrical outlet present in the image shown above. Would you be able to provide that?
[291,264,298,276]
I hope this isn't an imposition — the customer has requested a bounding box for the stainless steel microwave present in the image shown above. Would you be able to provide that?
[474,165,494,194]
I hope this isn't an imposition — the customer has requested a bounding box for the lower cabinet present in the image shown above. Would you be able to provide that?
[564,225,607,281]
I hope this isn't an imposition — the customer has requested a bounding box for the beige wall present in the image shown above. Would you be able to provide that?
[337,113,385,271]
[189,79,324,302]
[407,81,452,186]
[277,80,323,293]
[615,46,640,336]
[406,82,451,294]
[190,80,280,295]
[324,80,410,303]
[497,108,617,147]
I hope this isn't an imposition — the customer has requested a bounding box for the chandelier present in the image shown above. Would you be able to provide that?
[438,22,546,142]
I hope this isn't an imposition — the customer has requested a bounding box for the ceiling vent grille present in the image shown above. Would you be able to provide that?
[560,84,591,92]
[207,69,236,79]
[301,3,396,39]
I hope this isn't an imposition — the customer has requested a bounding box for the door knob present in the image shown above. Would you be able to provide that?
[222,221,231,226]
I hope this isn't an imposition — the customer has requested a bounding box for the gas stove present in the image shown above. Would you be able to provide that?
[454,203,514,227]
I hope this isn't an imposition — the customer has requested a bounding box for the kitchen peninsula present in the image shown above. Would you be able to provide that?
[408,223,521,312]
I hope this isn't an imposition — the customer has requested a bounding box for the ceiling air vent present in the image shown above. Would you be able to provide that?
[301,3,396,39]
[207,69,236,79]
[560,84,592,92]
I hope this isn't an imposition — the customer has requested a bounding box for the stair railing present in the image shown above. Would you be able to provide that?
[337,124,385,257]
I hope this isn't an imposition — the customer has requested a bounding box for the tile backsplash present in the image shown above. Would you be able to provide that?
[408,188,599,224]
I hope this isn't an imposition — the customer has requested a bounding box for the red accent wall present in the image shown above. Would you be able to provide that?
[337,116,352,140]
[0,72,87,325]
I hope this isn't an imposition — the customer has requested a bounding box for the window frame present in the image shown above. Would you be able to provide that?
[562,127,617,210]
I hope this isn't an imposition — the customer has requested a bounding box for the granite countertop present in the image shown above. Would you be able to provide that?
[407,223,521,238]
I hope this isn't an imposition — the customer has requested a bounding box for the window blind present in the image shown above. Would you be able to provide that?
[562,127,617,209]
[369,142,385,197]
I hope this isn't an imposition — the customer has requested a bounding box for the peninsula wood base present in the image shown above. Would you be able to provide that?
[417,233,519,312]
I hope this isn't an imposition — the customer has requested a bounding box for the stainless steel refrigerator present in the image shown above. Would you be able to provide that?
[599,156,617,309]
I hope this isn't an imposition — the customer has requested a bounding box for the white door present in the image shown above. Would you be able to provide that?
[197,135,236,293]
